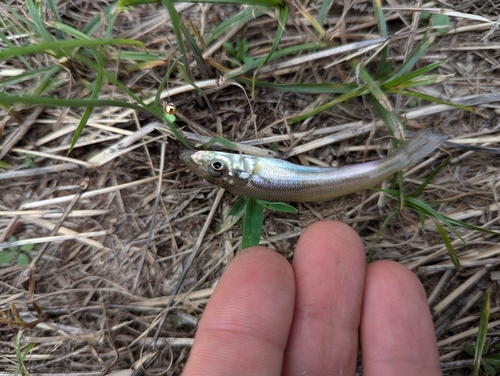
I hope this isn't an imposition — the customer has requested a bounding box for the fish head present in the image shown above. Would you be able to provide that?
[180,150,255,189]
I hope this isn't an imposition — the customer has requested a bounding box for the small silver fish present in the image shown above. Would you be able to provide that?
[181,129,448,202]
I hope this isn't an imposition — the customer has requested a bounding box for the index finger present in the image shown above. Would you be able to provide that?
[182,246,295,376]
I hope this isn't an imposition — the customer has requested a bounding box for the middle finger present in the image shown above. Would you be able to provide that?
[283,220,366,375]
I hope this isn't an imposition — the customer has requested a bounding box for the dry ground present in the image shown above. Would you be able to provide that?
[1,0,500,375]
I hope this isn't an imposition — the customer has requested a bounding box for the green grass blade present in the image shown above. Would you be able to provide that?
[161,0,213,112]
[0,93,138,109]
[161,0,194,83]
[354,61,401,138]
[384,34,434,82]
[0,66,55,90]
[26,0,56,43]
[0,93,140,111]
[0,92,193,148]
[288,83,372,124]
[417,207,426,229]
[209,58,355,93]
[229,197,249,218]
[203,0,283,4]
[215,197,248,235]
[372,0,387,38]
[121,0,283,6]
[385,192,500,238]
[370,96,401,140]
[401,195,465,241]
[386,89,476,112]
[368,208,398,263]
[189,19,207,50]
[411,156,450,198]
[0,39,144,60]
[104,6,120,40]
[111,50,168,62]
[15,329,34,376]
[31,65,62,97]
[70,50,105,152]
[14,329,23,375]
[242,198,264,249]
[0,29,32,69]
[376,209,398,239]
[72,53,193,148]
[178,74,215,114]
[74,53,147,106]
[49,21,94,40]
[204,8,262,45]
[382,60,447,89]
[434,220,460,270]
[255,200,297,213]
[82,4,117,36]
[236,76,355,94]
[257,81,356,94]
[46,0,65,40]
[224,42,329,79]
[203,8,264,45]
[154,56,182,110]
[472,289,491,376]
[251,4,289,96]
[201,137,236,150]
[6,3,36,35]
[317,0,335,26]
[385,74,445,90]
[177,15,209,78]
[442,216,500,237]
[11,79,188,149]
[372,0,389,79]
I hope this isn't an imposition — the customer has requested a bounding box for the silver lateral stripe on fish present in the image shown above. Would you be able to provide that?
[180,129,448,202]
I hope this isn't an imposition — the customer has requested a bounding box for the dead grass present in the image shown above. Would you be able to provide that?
[1,0,500,374]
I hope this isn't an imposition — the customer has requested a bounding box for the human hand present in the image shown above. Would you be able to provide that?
[182,220,441,375]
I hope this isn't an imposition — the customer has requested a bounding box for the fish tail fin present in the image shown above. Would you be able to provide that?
[398,129,448,167]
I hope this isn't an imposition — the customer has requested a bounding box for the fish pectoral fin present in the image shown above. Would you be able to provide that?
[225,169,252,188]
[236,170,251,180]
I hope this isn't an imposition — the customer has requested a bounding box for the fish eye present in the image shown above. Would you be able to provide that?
[212,161,223,170]
[207,159,228,177]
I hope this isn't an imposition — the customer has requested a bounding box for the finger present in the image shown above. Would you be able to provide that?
[183,247,295,376]
[283,220,366,375]
[360,260,441,376]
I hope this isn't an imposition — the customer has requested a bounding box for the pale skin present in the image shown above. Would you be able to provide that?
[182,220,442,376]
